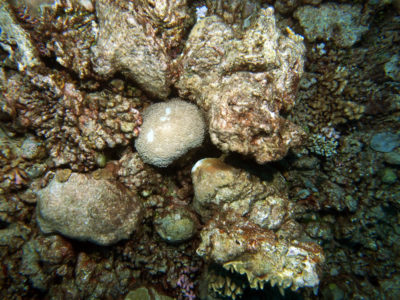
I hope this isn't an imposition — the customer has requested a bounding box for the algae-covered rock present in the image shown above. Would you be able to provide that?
[384,152,400,165]
[125,286,173,300]
[381,168,397,184]
[370,132,400,153]
[191,158,288,223]
[36,173,143,245]
[154,206,198,243]
[294,3,369,48]
[91,0,172,98]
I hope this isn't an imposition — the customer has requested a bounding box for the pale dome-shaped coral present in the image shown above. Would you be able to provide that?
[135,99,205,167]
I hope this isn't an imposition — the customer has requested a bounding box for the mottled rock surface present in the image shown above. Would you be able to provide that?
[177,7,306,163]
[20,235,74,291]
[294,3,369,48]
[384,151,400,165]
[36,173,143,245]
[125,286,174,300]
[91,0,172,98]
[133,0,193,50]
[191,158,288,223]
[370,132,400,153]
[0,0,42,70]
[205,0,261,26]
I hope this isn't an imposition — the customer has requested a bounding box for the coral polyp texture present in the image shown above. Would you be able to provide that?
[1,0,400,299]
[177,7,306,164]
[135,99,205,167]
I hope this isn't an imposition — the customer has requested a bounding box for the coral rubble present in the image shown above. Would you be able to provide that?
[294,3,369,48]
[0,71,143,171]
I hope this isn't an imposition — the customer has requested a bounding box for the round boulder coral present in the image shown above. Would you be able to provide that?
[36,173,142,246]
[135,99,205,167]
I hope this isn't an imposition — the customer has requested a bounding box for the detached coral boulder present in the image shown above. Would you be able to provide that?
[36,173,143,246]
[177,7,306,164]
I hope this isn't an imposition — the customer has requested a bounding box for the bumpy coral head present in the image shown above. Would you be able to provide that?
[135,99,206,167]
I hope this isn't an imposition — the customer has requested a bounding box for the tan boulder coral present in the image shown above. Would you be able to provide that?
[177,7,306,164]
[36,173,143,246]
[192,158,324,292]
[91,0,192,99]
[135,99,206,167]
